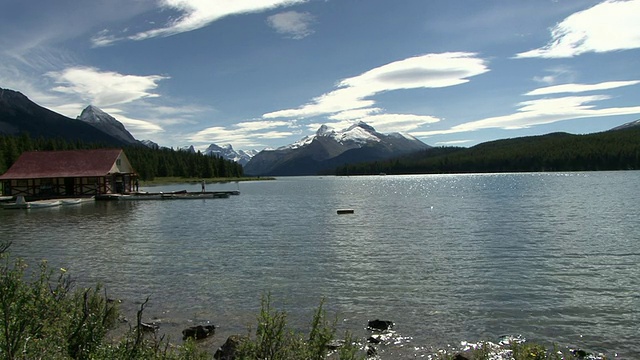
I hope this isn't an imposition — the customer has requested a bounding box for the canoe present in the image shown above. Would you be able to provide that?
[29,200,62,208]
[61,198,82,205]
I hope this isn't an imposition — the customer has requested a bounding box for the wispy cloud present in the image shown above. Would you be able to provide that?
[532,66,577,85]
[188,120,294,148]
[415,95,640,137]
[267,11,315,39]
[263,52,489,127]
[516,0,640,58]
[93,0,308,46]
[526,80,640,96]
[101,108,165,136]
[435,139,473,146]
[46,66,168,107]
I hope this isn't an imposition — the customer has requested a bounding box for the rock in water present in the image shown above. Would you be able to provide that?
[182,324,215,340]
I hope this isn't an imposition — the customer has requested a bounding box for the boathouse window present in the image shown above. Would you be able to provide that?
[116,159,122,166]
[16,180,28,187]
[83,177,98,184]
[39,179,53,195]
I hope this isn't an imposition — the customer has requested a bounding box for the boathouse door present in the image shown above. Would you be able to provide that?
[65,178,75,195]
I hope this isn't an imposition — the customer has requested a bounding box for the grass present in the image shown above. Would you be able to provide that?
[0,241,612,359]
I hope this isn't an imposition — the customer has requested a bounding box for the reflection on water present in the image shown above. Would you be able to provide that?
[1,172,639,358]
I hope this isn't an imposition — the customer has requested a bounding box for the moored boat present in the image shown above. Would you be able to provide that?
[28,199,62,208]
[1,195,30,209]
[60,197,94,205]
[61,198,82,205]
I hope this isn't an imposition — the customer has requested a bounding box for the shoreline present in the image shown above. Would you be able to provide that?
[140,176,275,186]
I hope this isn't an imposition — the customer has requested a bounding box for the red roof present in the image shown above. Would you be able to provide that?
[0,149,130,179]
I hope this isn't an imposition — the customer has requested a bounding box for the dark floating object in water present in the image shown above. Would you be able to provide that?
[337,209,354,214]
[367,319,394,331]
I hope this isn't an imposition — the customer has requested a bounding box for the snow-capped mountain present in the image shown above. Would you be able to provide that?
[179,145,196,153]
[0,88,128,146]
[244,121,431,176]
[77,105,139,145]
[283,122,382,150]
[610,119,640,131]
[140,139,160,149]
[204,143,258,166]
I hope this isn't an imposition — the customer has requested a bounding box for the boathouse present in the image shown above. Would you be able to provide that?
[0,149,138,198]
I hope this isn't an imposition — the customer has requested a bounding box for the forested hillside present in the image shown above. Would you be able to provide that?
[0,134,243,180]
[335,128,640,175]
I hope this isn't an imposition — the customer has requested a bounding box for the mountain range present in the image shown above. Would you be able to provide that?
[0,87,433,174]
[2,86,638,176]
[243,122,431,175]
[0,87,255,165]
[0,87,129,146]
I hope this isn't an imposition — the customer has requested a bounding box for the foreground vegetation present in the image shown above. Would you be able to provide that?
[1,242,610,359]
[0,134,243,180]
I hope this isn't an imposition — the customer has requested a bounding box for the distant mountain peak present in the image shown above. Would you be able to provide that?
[347,121,376,133]
[610,119,640,131]
[204,143,257,166]
[0,88,130,145]
[316,124,335,136]
[77,105,139,145]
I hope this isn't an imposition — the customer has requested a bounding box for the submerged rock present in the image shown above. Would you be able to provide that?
[139,322,159,332]
[182,324,215,340]
[453,354,471,360]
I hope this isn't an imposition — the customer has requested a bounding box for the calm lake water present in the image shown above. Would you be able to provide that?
[2,172,639,358]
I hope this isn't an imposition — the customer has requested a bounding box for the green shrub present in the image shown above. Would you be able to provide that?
[0,242,206,360]
[235,294,364,360]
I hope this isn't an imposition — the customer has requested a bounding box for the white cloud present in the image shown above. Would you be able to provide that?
[263,52,489,119]
[267,11,315,39]
[101,108,165,135]
[526,80,640,96]
[46,66,168,107]
[532,66,577,85]
[415,95,640,136]
[516,0,640,58]
[435,140,473,146]
[95,0,308,45]
[188,120,294,148]
[326,110,440,133]
[359,113,441,133]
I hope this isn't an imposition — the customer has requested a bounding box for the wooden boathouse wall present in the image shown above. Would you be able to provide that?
[0,149,138,199]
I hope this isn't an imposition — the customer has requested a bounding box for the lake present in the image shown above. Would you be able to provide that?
[1,172,639,358]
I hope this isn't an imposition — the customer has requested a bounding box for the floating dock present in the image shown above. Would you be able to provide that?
[95,190,239,201]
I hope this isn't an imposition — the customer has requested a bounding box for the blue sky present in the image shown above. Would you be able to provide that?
[1,0,639,151]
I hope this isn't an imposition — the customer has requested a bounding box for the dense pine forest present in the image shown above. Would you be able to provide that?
[0,134,243,180]
[335,128,640,175]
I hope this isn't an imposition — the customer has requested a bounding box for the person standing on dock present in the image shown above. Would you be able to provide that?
[201,180,206,193]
